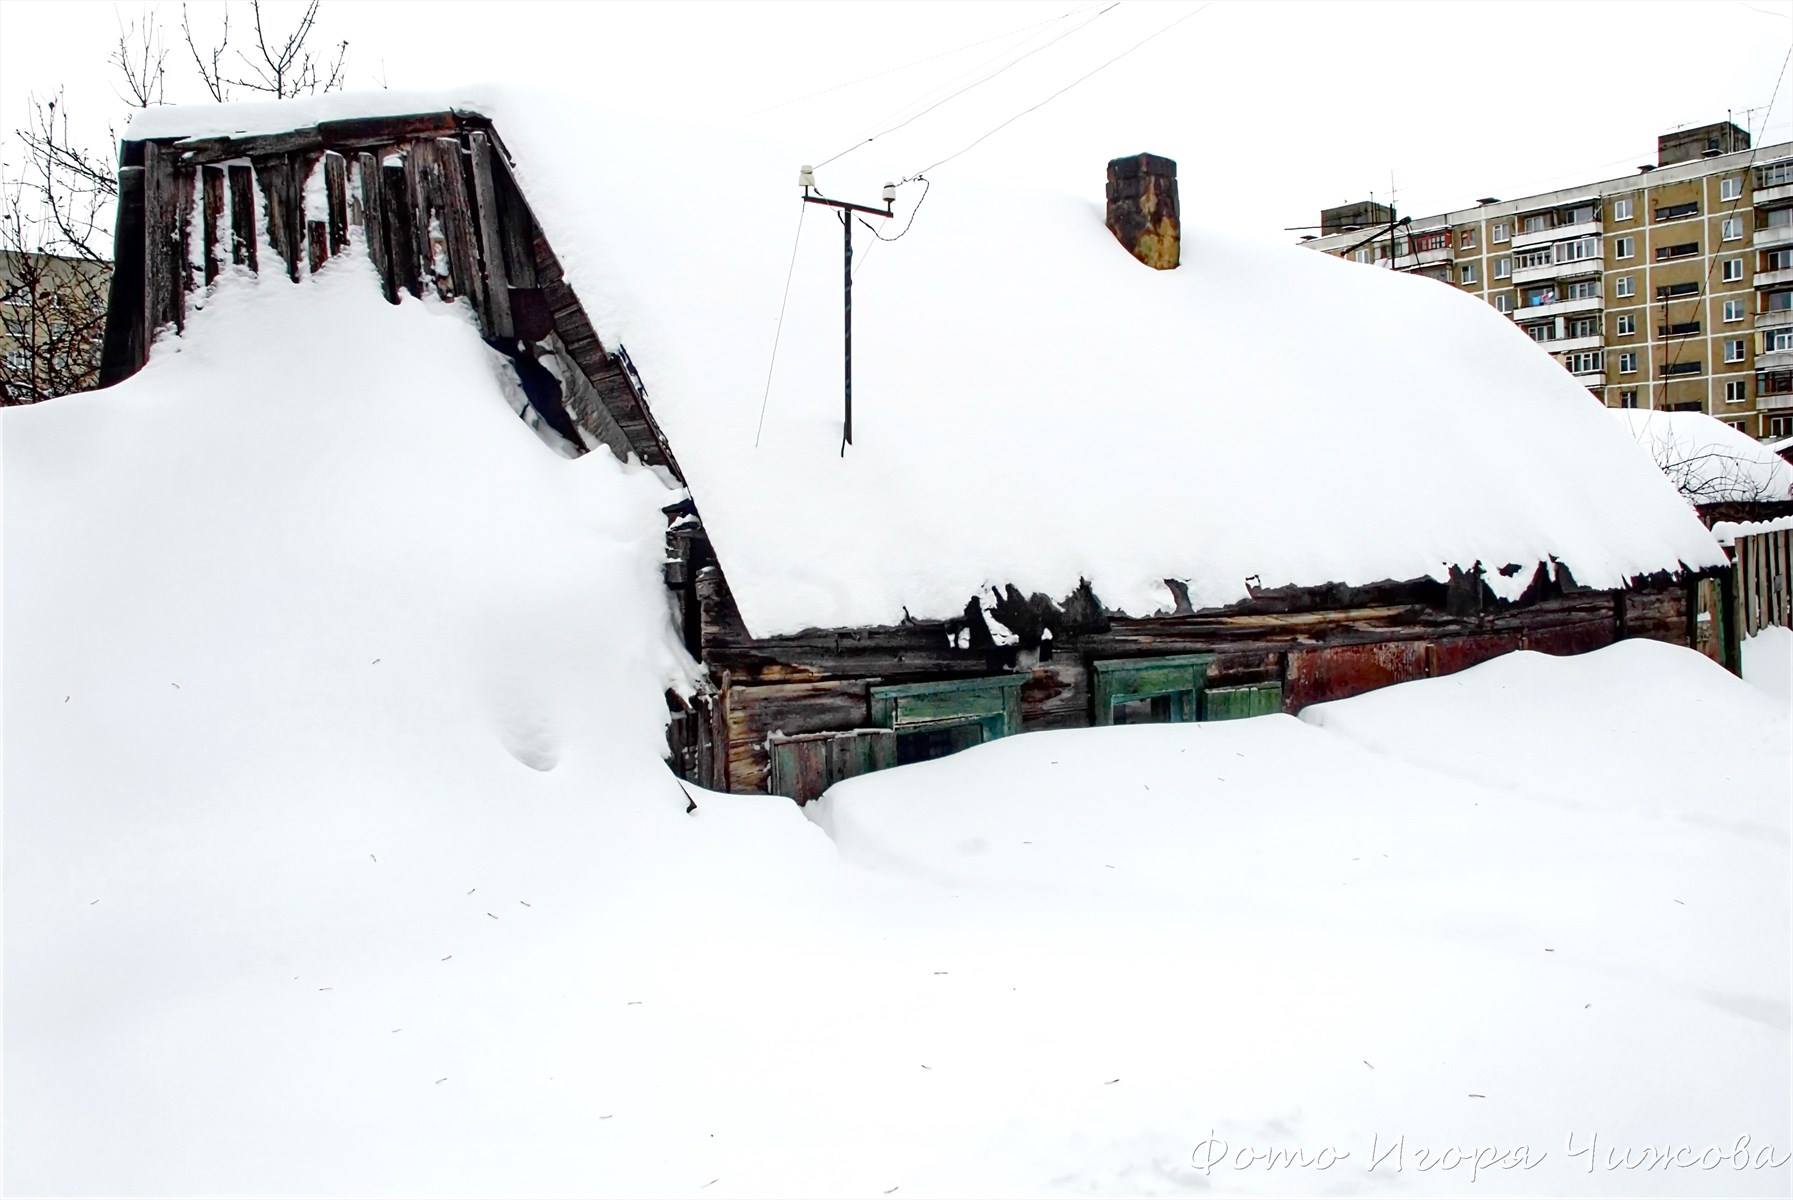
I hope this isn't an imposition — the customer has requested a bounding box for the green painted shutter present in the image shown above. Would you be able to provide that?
[1091,655,1215,726]
[1199,683,1284,721]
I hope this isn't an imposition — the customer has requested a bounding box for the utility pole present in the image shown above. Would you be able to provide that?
[798,166,895,455]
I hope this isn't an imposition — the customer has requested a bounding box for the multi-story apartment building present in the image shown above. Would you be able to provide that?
[1302,122,1793,441]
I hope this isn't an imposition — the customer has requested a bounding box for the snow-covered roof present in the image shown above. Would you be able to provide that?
[1614,409,1793,508]
[126,90,1727,636]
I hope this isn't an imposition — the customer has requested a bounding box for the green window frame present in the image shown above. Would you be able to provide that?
[768,728,895,803]
[1091,655,1215,726]
[869,674,1028,765]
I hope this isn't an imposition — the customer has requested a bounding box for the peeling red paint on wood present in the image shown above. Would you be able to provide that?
[1285,640,1430,710]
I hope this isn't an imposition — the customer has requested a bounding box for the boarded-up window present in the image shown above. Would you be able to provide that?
[1091,655,1215,726]
[1200,682,1284,720]
[768,728,896,803]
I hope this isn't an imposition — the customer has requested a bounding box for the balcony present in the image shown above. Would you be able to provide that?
[1756,183,1793,206]
[1555,334,1603,354]
[1759,348,1793,371]
[1755,267,1793,289]
[1756,308,1793,331]
[1567,360,1606,379]
[1514,294,1603,321]
[1511,218,1601,250]
[1755,224,1793,249]
[1511,254,1603,286]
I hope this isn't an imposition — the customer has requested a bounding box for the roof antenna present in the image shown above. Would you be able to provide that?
[798,165,895,456]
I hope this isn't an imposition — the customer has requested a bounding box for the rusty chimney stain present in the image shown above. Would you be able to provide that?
[1105,153,1180,270]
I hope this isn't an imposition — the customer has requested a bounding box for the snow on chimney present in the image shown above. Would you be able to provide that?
[1105,153,1180,270]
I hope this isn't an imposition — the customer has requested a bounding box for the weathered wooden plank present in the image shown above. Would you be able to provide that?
[381,157,422,299]
[724,679,874,795]
[142,142,181,337]
[168,111,469,165]
[201,165,224,285]
[467,130,513,338]
[172,162,193,327]
[97,164,147,386]
[432,137,483,312]
[227,163,258,273]
[1524,618,1615,657]
[357,151,392,301]
[253,154,302,280]
[404,141,439,291]
[323,150,350,253]
[488,142,538,288]
[307,219,330,273]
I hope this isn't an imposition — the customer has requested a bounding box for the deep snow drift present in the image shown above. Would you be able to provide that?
[6,220,1789,1198]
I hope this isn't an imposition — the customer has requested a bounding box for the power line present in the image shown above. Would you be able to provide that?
[860,176,932,242]
[754,200,809,448]
[746,4,1090,119]
[912,3,1210,177]
[812,2,1120,170]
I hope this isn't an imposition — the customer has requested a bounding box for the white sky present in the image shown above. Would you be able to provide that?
[1,0,1790,245]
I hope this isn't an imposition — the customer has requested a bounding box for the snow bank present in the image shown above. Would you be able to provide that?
[1616,409,1793,507]
[1743,626,1792,704]
[125,88,1725,635]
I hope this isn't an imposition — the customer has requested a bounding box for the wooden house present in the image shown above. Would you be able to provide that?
[100,96,1735,802]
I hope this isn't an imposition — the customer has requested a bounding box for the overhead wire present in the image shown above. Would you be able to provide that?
[746,4,1092,119]
[811,2,1120,170]
[753,200,810,448]
[913,3,1210,177]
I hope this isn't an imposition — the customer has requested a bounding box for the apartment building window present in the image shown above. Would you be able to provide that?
[1616,275,1636,298]
[1768,327,1793,353]
[1721,216,1744,241]
[1460,262,1478,284]
[1725,339,1747,363]
[1619,389,1639,408]
[1564,350,1603,374]
[1492,221,1510,242]
[1661,360,1702,376]
[1725,379,1749,402]
[1764,370,1793,396]
[1657,280,1700,299]
[1614,196,1634,221]
[1354,248,1372,264]
[1521,213,1550,234]
[1771,414,1793,439]
[1526,321,1558,344]
[1721,176,1743,202]
[1724,298,1745,322]
[1560,236,1600,263]
[1459,228,1478,251]
[1567,317,1600,339]
[1768,289,1793,311]
[1494,256,1511,279]
[1493,292,1512,313]
[1614,235,1635,259]
[1766,249,1793,271]
[1765,207,1793,230]
[1655,201,1700,222]
[1566,279,1600,300]
[1619,351,1638,373]
[1656,241,1699,261]
[1616,313,1636,335]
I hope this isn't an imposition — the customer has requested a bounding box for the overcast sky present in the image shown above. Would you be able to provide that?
[2,0,1790,245]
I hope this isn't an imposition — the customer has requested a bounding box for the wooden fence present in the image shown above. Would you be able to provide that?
[1732,527,1792,638]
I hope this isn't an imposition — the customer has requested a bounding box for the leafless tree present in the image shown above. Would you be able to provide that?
[181,0,348,103]
[1642,424,1793,505]
[2,0,350,404]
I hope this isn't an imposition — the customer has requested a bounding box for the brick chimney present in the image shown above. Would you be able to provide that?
[1105,153,1179,270]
